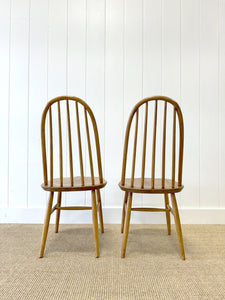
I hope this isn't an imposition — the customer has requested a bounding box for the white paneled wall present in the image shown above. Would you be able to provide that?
[0,0,225,223]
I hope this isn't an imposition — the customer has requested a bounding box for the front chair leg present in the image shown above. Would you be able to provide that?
[96,189,104,233]
[121,192,132,258]
[164,193,171,235]
[92,190,100,258]
[40,192,54,258]
[55,192,62,233]
[121,191,129,234]
[171,193,185,260]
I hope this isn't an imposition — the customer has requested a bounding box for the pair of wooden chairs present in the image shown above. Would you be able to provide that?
[40,95,185,260]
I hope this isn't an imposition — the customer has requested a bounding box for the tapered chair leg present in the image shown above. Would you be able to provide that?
[92,190,100,258]
[55,192,62,233]
[164,193,171,235]
[40,192,54,258]
[121,191,128,233]
[96,189,104,233]
[121,192,132,258]
[171,193,185,260]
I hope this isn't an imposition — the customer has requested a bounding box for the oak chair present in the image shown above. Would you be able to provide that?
[40,96,106,258]
[119,96,185,259]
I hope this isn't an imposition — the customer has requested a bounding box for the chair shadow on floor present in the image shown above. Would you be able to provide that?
[125,226,186,258]
[45,226,98,255]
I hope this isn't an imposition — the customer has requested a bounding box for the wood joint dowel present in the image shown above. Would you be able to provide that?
[51,203,59,214]
[167,204,174,215]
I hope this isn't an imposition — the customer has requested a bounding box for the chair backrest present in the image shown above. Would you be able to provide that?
[121,96,184,188]
[41,96,104,187]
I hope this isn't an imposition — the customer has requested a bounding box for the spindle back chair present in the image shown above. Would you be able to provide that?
[119,95,185,259]
[40,96,106,258]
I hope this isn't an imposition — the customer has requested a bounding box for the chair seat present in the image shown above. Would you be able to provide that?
[119,178,183,194]
[41,176,107,192]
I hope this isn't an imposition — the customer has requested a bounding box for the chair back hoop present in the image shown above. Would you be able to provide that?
[120,95,184,188]
[41,96,104,187]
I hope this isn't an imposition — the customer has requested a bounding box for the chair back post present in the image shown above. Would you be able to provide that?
[41,96,104,186]
[120,95,184,188]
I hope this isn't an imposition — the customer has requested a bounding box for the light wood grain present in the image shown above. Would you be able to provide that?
[40,192,54,258]
[119,96,185,259]
[121,192,132,258]
[40,96,107,258]
[171,193,185,260]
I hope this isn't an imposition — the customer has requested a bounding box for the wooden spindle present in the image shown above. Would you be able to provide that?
[76,102,84,186]
[66,100,74,186]
[131,109,139,187]
[178,108,184,187]
[49,106,53,186]
[151,100,158,188]
[162,101,167,188]
[141,102,148,188]
[172,107,176,188]
[58,102,63,187]
[84,108,95,185]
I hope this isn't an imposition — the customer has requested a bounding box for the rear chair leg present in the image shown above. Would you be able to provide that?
[96,189,104,233]
[164,193,171,235]
[121,191,129,233]
[171,193,185,260]
[92,190,100,258]
[40,192,54,258]
[55,192,62,233]
[121,192,132,258]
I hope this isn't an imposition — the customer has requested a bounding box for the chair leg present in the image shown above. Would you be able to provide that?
[121,191,128,233]
[55,192,62,233]
[171,193,185,260]
[96,189,104,233]
[121,192,132,258]
[92,190,100,258]
[40,192,54,258]
[164,193,171,235]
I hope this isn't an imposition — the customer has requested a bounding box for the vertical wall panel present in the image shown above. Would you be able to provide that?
[8,0,30,207]
[124,0,143,207]
[105,0,124,207]
[163,0,181,100]
[0,0,10,207]
[66,0,87,207]
[143,0,162,96]
[1,0,225,222]
[142,0,163,207]
[48,0,67,99]
[47,0,67,208]
[181,0,200,208]
[162,0,181,208]
[67,0,86,98]
[27,0,48,207]
[220,0,225,208]
[199,0,219,207]
[86,0,105,205]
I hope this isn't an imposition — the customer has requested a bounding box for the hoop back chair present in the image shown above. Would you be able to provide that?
[119,95,185,259]
[40,96,106,258]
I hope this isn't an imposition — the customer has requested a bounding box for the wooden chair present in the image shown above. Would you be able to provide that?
[40,96,106,258]
[119,96,185,259]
